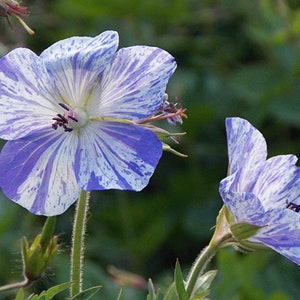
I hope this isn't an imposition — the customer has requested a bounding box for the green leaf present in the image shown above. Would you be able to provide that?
[191,270,218,299]
[41,282,72,300]
[117,287,123,300]
[16,288,25,300]
[25,282,72,300]
[175,260,187,300]
[70,286,102,300]
[163,282,177,300]
[147,278,156,300]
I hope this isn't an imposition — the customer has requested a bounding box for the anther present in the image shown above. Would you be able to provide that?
[63,126,73,132]
[59,102,70,111]
[68,115,78,122]
[52,104,77,133]
[286,201,300,213]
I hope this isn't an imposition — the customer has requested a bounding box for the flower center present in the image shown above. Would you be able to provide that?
[52,103,89,132]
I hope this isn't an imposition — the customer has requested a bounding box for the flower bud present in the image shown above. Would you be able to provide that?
[22,217,58,281]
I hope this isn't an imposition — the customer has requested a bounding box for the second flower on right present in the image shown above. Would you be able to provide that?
[220,117,300,265]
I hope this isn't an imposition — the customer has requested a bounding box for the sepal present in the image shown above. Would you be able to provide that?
[215,205,269,253]
[163,142,188,157]
[230,222,262,240]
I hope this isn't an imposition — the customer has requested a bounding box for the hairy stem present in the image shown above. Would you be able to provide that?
[70,190,90,297]
[0,278,31,292]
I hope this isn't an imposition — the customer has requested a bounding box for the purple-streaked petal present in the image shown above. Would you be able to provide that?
[250,210,300,265]
[40,31,119,107]
[75,122,162,191]
[225,117,267,191]
[87,46,177,120]
[0,48,59,140]
[251,155,300,210]
[0,129,80,216]
[219,184,266,224]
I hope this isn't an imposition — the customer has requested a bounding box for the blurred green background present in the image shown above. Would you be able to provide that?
[1,0,300,299]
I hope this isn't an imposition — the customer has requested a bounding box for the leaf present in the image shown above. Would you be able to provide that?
[25,282,72,300]
[117,287,123,300]
[147,278,157,300]
[16,288,25,300]
[163,282,178,300]
[70,286,102,300]
[191,270,218,299]
[175,260,187,300]
[41,282,73,300]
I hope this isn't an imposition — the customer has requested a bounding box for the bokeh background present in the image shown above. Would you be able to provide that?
[1,0,300,299]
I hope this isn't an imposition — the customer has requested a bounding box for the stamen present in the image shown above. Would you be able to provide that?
[52,103,77,133]
[58,114,68,122]
[68,115,78,122]
[286,201,300,213]
[59,102,70,111]
[63,126,73,132]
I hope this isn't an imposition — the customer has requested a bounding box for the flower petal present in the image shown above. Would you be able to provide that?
[251,155,300,210]
[40,31,119,107]
[0,129,80,216]
[250,210,300,265]
[219,185,266,224]
[225,117,267,191]
[75,122,162,191]
[0,48,59,140]
[87,46,176,120]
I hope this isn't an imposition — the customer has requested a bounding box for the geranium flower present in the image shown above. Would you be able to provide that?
[220,117,300,265]
[0,30,177,216]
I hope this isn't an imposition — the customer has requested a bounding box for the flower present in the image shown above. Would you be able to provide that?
[0,0,34,35]
[219,117,300,265]
[0,30,177,216]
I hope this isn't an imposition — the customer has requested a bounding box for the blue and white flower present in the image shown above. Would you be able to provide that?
[0,30,176,216]
[220,117,300,265]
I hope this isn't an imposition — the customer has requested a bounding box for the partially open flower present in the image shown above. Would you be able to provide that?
[219,117,300,265]
[0,0,34,34]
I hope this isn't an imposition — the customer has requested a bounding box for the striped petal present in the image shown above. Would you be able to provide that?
[0,48,59,140]
[251,210,300,265]
[219,188,266,224]
[251,155,300,209]
[0,129,80,216]
[225,117,267,192]
[87,46,177,120]
[221,117,300,265]
[40,31,119,107]
[75,122,162,191]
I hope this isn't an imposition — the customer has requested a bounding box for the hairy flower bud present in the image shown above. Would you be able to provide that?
[22,217,58,281]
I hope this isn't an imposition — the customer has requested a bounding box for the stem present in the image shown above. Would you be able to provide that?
[185,243,218,298]
[0,278,31,292]
[185,205,235,299]
[70,190,90,297]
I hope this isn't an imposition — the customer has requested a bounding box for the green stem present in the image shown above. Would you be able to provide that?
[0,278,31,292]
[70,190,90,297]
[185,205,235,299]
[185,243,218,298]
